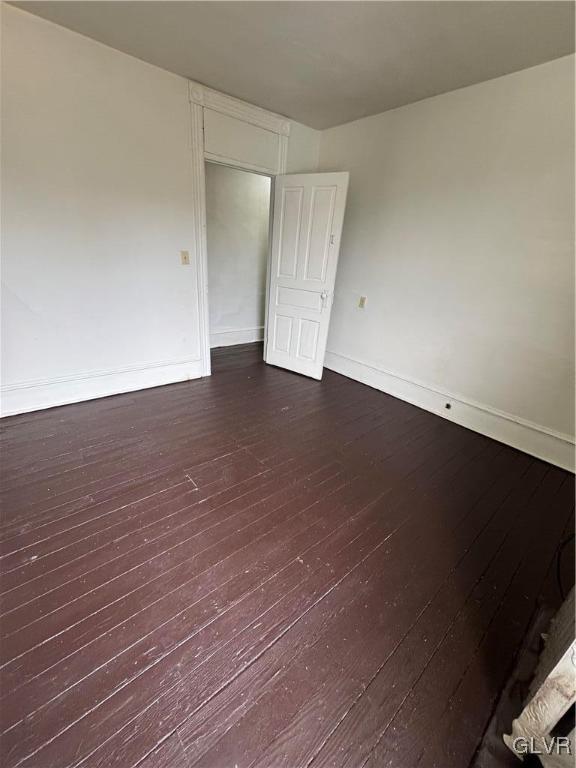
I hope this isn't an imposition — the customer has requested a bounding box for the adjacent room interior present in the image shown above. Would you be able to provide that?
[205,163,271,351]
[1,2,574,767]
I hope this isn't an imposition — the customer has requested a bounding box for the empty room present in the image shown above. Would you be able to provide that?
[0,2,574,767]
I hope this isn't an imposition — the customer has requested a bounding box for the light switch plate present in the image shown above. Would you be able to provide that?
[358,296,367,309]
[180,250,190,266]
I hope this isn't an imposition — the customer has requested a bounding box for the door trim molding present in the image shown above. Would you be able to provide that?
[190,101,212,376]
[188,80,289,376]
[204,151,279,177]
[188,81,291,137]
[324,349,575,472]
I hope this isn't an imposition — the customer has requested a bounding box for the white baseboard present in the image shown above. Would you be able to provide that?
[0,357,203,417]
[324,350,575,473]
[210,326,264,348]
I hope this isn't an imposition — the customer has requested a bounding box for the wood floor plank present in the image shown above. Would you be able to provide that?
[361,469,569,768]
[136,731,189,768]
[0,343,572,768]
[0,393,426,638]
[7,426,483,766]
[19,433,491,767]
[0,375,370,539]
[1,412,468,748]
[1,405,465,704]
[0,385,372,552]
[0,370,338,524]
[0,451,263,593]
[307,458,547,768]
[177,449,529,768]
[410,477,575,768]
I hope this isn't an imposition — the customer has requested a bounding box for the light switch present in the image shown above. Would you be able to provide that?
[358,296,367,309]
[180,250,190,266]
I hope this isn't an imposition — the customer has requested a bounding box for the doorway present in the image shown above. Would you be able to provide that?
[204,162,272,367]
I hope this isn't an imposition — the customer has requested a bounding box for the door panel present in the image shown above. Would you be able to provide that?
[277,286,322,311]
[304,187,336,281]
[297,319,320,360]
[273,315,293,354]
[277,188,303,278]
[265,172,349,379]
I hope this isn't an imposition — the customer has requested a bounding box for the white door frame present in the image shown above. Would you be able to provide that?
[188,81,290,376]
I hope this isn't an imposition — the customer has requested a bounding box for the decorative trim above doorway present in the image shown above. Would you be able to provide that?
[188,81,291,137]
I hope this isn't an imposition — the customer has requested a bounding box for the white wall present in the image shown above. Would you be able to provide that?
[0,6,320,414]
[1,5,203,413]
[205,164,271,348]
[319,56,575,470]
[285,121,321,174]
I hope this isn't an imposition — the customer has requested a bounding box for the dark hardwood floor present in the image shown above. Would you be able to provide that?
[0,343,573,768]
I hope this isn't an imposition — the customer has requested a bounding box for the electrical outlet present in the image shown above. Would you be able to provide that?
[180,250,190,266]
[358,296,367,309]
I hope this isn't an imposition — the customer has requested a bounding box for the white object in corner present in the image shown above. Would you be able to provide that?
[0,358,203,417]
[323,350,575,472]
[265,172,349,380]
[504,590,575,767]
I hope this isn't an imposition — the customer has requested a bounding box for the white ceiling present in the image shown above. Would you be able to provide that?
[12,1,575,129]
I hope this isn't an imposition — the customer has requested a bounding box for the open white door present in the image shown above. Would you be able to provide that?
[264,172,349,379]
